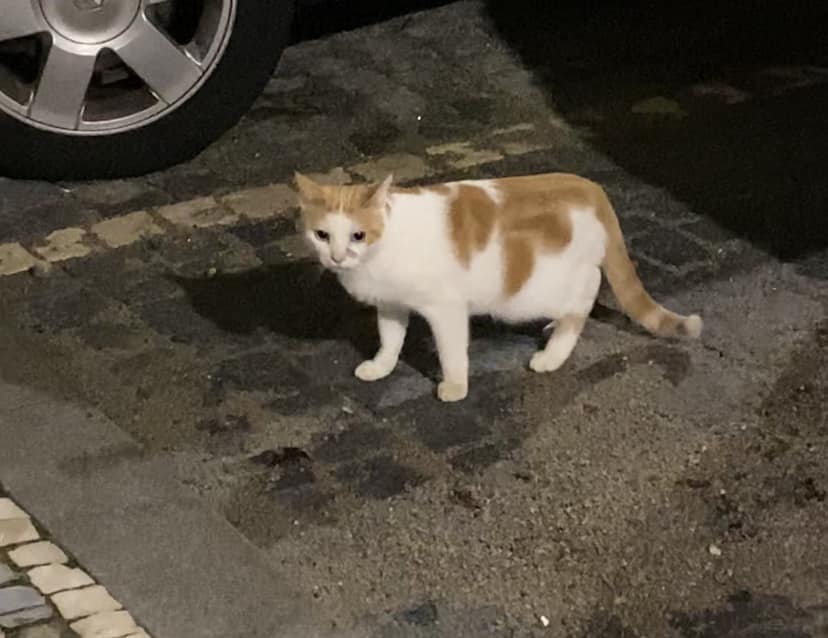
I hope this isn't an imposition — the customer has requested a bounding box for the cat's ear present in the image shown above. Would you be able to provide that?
[294,172,323,203]
[364,173,393,209]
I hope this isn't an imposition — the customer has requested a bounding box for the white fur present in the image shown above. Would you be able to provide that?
[530,315,588,372]
[306,180,608,401]
[306,211,369,270]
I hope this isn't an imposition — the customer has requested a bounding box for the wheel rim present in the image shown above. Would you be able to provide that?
[0,0,237,135]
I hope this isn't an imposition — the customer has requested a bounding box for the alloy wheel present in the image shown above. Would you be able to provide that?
[0,0,236,134]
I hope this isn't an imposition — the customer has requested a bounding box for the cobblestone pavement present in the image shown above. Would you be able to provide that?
[0,491,150,638]
[1,2,827,637]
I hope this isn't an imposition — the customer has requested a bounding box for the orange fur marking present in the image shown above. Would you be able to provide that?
[447,185,498,266]
[444,175,583,295]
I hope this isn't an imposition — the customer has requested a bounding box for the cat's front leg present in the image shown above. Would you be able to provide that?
[422,304,469,402]
[355,305,409,382]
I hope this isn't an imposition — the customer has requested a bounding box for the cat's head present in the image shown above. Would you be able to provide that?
[294,172,393,271]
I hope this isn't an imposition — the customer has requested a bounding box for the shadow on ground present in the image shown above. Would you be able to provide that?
[173,261,639,378]
[483,1,828,266]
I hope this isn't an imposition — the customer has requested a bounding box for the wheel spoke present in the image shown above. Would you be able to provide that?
[0,0,43,41]
[117,17,202,104]
[29,45,97,130]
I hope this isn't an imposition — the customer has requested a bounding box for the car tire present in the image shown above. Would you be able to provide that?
[0,0,294,181]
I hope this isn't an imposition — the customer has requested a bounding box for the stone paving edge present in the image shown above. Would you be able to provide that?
[0,493,152,638]
[0,128,566,279]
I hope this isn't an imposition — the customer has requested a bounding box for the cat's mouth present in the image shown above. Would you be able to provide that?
[324,260,356,272]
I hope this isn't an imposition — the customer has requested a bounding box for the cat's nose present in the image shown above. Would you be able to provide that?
[331,254,345,264]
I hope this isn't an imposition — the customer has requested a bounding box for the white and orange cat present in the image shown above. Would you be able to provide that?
[294,172,702,402]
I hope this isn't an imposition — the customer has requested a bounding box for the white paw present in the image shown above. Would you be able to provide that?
[354,359,393,382]
[530,351,567,373]
[437,381,468,402]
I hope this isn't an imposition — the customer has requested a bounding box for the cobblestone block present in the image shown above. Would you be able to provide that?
[91,211,164,249]
[0,499,27,521]
[52,586,121,621]
[0,243,40,276]
[33,228,92,262]
[0,604,52,629]
[304,166,351,185]
[70,610,138,638]
[0,565,16,586]
[350,154,428,182]
[0,520,39,548]
[0,586,45,616]
[222,183,296,221]
[8,542,67,568]
[158,197,238,229]
[17,622,63,638]
[449,148,505,170]
[28,564,94,595]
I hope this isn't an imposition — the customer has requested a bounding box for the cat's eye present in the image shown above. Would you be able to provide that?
[351,231,366,242]
[315,230,330,241]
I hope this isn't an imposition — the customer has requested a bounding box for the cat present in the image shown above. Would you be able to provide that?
[294,171,702,402]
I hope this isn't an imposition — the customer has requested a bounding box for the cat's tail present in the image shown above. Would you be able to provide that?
[596,190,703,339]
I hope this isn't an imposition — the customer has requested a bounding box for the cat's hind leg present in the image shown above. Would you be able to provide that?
[355,305,409,381]
[530,265,600,373]
[530,314,586,372]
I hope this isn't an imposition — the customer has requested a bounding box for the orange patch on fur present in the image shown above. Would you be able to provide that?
[503,237,534,295]
[443,175,596,295]
[447,185,498,266]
